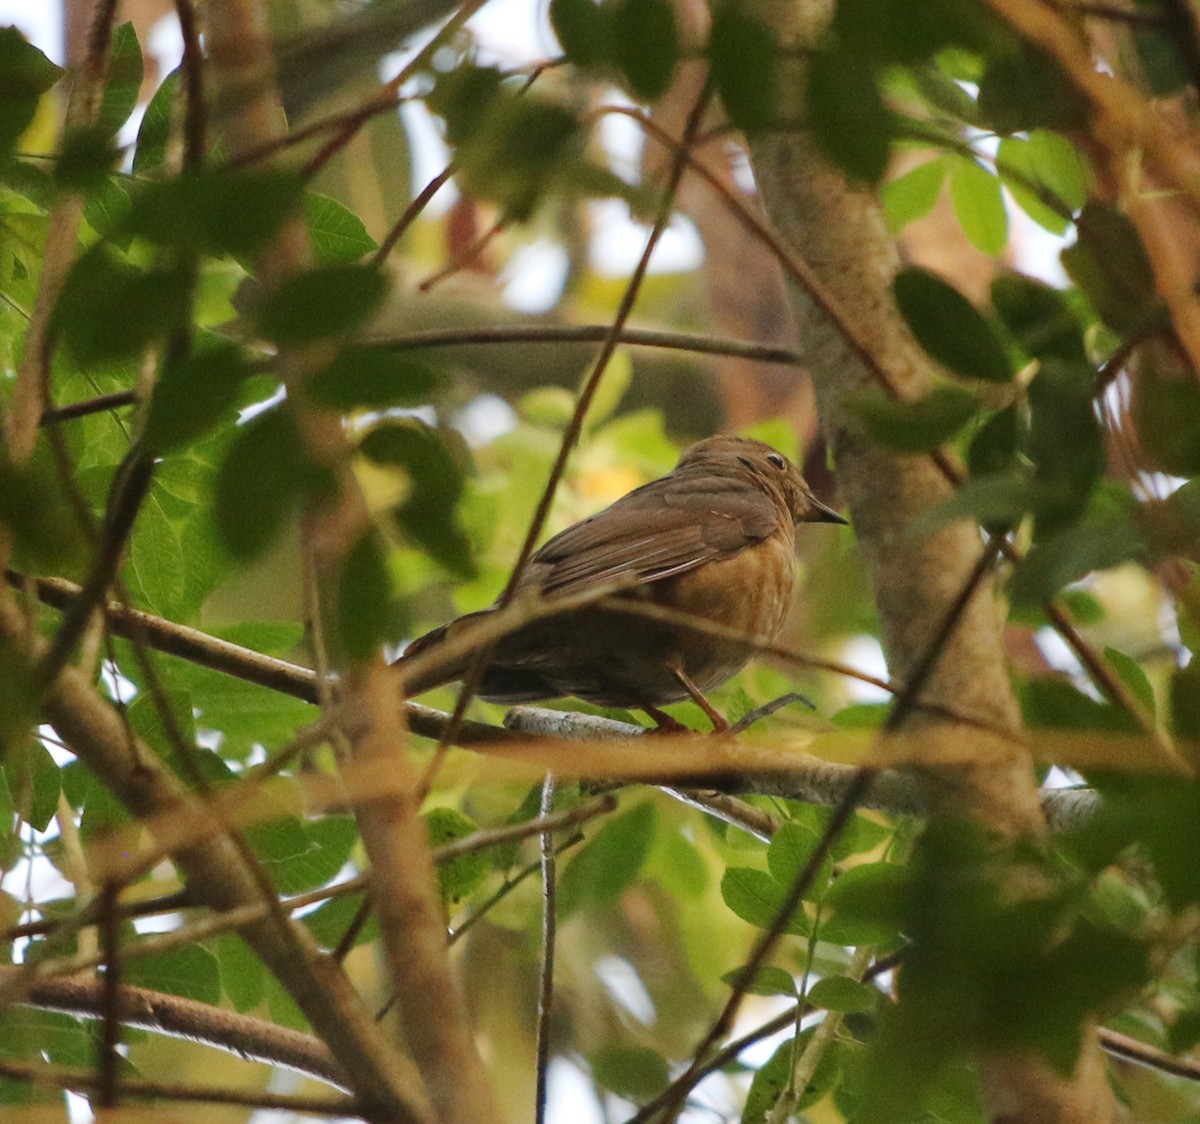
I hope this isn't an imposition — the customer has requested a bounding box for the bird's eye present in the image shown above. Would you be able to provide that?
[766,452,786,470]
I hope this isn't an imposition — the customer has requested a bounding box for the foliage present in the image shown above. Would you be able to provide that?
[1,1,1200,1122]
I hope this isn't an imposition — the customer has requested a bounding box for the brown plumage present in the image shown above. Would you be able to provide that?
[394,435,847,728]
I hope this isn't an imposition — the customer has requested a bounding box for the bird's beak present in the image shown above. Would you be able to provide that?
[806,497,848,525]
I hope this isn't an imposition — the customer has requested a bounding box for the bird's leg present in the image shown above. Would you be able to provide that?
[642,704,692,734]
[667,663,729,733]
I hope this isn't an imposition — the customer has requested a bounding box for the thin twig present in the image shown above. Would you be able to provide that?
[534,775,558,1124]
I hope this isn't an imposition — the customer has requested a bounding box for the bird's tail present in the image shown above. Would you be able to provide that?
[391,610,492,697]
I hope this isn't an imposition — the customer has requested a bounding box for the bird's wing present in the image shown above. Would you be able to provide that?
[525,471,781,597]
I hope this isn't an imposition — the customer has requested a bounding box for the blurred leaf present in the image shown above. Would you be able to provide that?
[1134,24,1191,95]
[721,964,796,996]
[590,1045,668,1099]
[214,407,334,561]
[251,814,358,895]
[133,68,179,174]
[253,263,387,344]
[882,157,947,232]
[996,134,1073,234]
[1171,663,1200,762]
[822,862,909,945]
[0,446,86,570]
[978,44,1089,134]
[7,739,61,833]
[807,49,890,184]
[991,272,1086,363]
[54,124,123,190]
[1010,520,1145,606]
[1026,359,1105,532]
[426,64,505,148]
[303,891,379,950]
[126,170,305,257]
[1020,679,1139,735]
[950,158,1007,256]
[306,191,378,263]
[427,807,489,904]
[741,1037,792,1124]
[809,975,878,1013]
[125,944,221,1005]
[55,247,189,366]
[96,22,143,138]
[308,347,442,409]
[0,28,63,157]
[894,267,1012,382]
[215,933,266,1013]
[144,342,252,455]
[551,0,614,69]
[720,866,809,935]
[1132,366,1200,476]
[767,820,820,888]
[847,384,979,452]
[967,404,1021,478]
[337,528,395,660]
[559,802,655,915]
[361,418,475,575]
[1061,202,1159,335]
[710,5,777,132]
[613,0,678,101]
[82,177,132,244]
[1103,646,1155,719]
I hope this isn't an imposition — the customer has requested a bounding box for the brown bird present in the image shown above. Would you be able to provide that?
[395,435,847,729]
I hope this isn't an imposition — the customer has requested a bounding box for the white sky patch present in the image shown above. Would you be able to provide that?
[840,635,890,703]
[595,954,656,1024]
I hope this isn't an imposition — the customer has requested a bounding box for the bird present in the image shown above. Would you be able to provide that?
[394,435,847,730]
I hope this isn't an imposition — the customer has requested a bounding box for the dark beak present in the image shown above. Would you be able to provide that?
[807,497,848,525]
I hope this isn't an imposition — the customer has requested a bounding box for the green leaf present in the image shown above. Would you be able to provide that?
[949,158,1008,256]
[882,158,947,232]
[302,892,379,950]
[558,802,655,916]
[1132,366,1200,476]
[1103,646,1155,719]
[133,68,179,174]
[893,267,1012,382]
[1134,25,1191,96]
[215,933,266,1013]
[127,490,186,615]
[978,44,1089,134]
[125,944,221,1005]
[251,814,358,895]
[1060,202,1159,334]
[253,263,388,344]
[719,866,809,935]
[1026,359,1105,531]
[847,384,979,452]
[821,862,910,945]
[125,170,305,257]
[551,0,614,69]
[144,342,253,455]
[0,446,86,570]
[306,192,378,263]
[82,177,132,244]
[721,964,796,996]
[1020,679,1139,735]
[996,135,1073,234]
[0,28,63,157]
[613,0,678,101]
[806,48,890,184]
[55,248,190,366]
[590,1045,668,1099]
[337,529,394,661]
[710,6,777,132]
[96,22,143,138]
[967,405,1021,479]
[808,975,878,1013]
[831,0,995,63]
[990,272,1086,363]
[767,820,822,889]
[54,123,122,189]
[1010,521,1144,606]
[214,407,333,561]
[1170,663,1200,753]
[741,1037,793,1124]
[361,419,475,575]
[427,807,489,904]
[308,347,442,409]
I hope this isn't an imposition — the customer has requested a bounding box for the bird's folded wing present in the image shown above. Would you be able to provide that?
[527,474,780,597]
